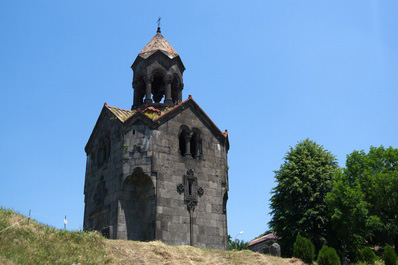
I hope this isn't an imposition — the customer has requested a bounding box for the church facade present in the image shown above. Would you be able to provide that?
[83,28,229,249]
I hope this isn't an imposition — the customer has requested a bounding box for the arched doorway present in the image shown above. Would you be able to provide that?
[122,167,156,241]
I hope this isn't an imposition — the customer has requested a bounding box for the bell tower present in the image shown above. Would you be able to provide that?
[84,27,229,250]
[131,27,185,109]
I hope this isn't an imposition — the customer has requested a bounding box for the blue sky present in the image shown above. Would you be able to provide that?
[1,1,397,242]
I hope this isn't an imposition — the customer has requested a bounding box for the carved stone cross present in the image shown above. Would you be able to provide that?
[177,169,204,211]
[177,169,204,245]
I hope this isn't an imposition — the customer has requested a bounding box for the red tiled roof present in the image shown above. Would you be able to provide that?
[105,103,176,122]
[105,103,136,122]
[139,32,178,59]
[144,106,162,114]
[103,97,228,143]
[248,232,277,246]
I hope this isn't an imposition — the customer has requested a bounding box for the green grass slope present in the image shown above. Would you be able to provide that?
[0,208,304,265]
[0,208,108,265]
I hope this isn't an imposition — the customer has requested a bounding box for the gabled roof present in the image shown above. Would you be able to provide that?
[105,104,169,123]
[85,97,229,153]
[138,32,179,59]
[248,232,277,247]
[106,104,136,122]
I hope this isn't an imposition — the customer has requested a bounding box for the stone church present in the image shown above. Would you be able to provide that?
[83,27,230,249]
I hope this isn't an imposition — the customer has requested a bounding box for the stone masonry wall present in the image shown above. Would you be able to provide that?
[85,106,228,249]
[150,108,228,249]
[83,111,124,239]
[117,122,156,240]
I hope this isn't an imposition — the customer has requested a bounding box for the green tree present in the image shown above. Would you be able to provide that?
[343,146,398,249]
[269,139,338,256]
[326,172,380,260]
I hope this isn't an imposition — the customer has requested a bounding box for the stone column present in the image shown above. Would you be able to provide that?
[144,75,153,104]
[184,134,192,158]
[164,75,172,106]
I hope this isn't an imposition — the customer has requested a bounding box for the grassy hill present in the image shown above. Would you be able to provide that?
[0,208,305,265]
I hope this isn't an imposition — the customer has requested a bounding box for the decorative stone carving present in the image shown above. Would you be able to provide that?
[197,187,204,197]
[176,169,207,246]
[187,200,197,211]
[177,183,184,194]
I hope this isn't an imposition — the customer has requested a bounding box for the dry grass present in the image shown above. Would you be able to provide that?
[0,255,16,265]
[106,240,305,265]
[0,208,305,265]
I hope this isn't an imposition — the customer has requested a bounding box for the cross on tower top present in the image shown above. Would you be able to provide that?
[157,17,161,33]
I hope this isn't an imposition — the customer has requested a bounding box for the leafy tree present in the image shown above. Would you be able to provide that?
[342,146,398,249]
[293,235,315,264]
[269,139,338,256]
[325,172,380,260]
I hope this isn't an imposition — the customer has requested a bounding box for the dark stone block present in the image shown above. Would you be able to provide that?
[269,243,281,257]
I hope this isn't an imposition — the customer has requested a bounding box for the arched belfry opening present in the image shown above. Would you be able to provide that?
[131,29,185,109]
[151,72,165,103]
[122,167,156,241]
[171,75,182,103]
[133,76,145,106]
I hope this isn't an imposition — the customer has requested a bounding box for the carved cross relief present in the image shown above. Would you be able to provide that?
[177,169,204,211]
[177,169,204,246]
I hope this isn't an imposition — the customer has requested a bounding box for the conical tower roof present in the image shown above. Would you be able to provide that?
[138,32,179,59]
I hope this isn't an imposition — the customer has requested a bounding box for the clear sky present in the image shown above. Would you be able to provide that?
[1,1,397,242]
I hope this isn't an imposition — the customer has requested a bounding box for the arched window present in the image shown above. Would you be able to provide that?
[179,133,186,156]
[223,192,228,214]
[178,126,202,159]
[191,128,202,159]
[98,135,111,167]
[178,126,190,157]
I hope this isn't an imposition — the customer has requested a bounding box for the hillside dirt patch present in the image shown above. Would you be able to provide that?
[106,240,305,265]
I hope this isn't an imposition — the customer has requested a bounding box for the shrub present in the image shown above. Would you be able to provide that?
[384,245,397,265]
[227,235,248,251]
[293,235,315,264]
[317,245,340,265]
[360,246,376,264]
